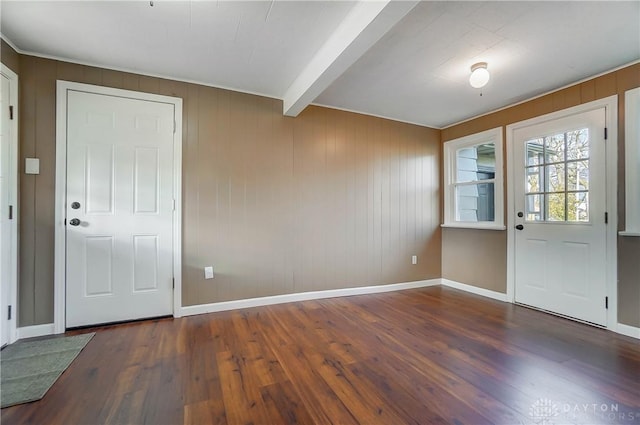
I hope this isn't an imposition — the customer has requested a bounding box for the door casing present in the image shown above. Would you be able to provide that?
[1,64,18,345]
[54,81,183,333]
[506,95,618,330]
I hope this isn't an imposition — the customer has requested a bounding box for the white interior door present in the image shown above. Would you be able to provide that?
[513,108,608,326]
[0,68,17,346]
[66,90,175,328]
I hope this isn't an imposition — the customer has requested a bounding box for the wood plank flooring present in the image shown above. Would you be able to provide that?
[2,286,639,425]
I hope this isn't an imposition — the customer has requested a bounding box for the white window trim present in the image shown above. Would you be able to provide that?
[620,87,640,237]
[443,127,505,230]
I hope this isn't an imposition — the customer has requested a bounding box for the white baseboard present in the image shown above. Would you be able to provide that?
[615,322,640,339]
[16,323,55,340]
[440,278,508,302]
[178,279,440,317]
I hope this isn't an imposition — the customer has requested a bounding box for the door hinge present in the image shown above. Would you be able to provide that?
[172,278,175,289]
[604,127,608,140]
[605,212,608,224]
[8,205,13,220]
[605,296,609,309]
[173,121,176,134]
[172,199,176,211]
[7,305,11,320]
[9,105,13,120]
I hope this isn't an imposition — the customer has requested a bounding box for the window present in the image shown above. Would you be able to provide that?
[523,128,590,222]
[443,127,504,229]
[621,87,640,236]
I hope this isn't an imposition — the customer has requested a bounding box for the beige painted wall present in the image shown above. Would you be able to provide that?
[441,63,640,327]
[1,40,20,74]
[2,45,441,326]
[3,37,636,328]
[441,228,506,293]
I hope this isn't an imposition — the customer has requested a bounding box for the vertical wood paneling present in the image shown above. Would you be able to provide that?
[182,84,200,306]
[121,73,140,91]
[594,72,617,99]
[101,69,124,89]
[12,54,442,324]
[17,55,38,324]
[1,40,20,73]
[580,79,596,103]
[81,65,102,86]
[11,48,636,327]
[33,57,56,323]
[56,61,84,82]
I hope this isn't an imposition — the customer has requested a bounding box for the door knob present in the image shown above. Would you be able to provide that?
[69,218,81,226]
[515,224,524,230]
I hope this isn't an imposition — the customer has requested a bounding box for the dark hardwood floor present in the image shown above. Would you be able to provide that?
[2,286,639,425]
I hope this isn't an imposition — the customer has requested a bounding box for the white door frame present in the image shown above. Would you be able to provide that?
[1,64,19,344]
[54,81,183,333]
[506,95,618,330]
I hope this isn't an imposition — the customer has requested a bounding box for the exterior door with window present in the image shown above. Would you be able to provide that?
[513,108,607,326]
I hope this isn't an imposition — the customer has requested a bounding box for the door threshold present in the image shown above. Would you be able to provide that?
[515,302,606,329]
[66,315,173,332]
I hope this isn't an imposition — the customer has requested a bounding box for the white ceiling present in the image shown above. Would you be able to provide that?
[2,1,639,128]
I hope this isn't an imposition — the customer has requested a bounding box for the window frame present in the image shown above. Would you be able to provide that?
[443,127,505,230]
[620,87,640,237]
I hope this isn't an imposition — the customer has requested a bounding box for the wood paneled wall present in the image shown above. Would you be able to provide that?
[5,49,441,326]
[4,37,636,328]
[1,40,20,74]
[441,63,640,327]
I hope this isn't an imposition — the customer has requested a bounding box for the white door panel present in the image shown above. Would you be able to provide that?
[66,90,174,328]
[513,108,607,326]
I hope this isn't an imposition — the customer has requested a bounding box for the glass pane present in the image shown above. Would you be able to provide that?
[567,160,589,191]
[526,194,543,221]
[547,193,565,221]
[523,127,591,223]
[566,129,589,160]
[526,138,544,165]
[545,133,565,163]
[456,183,495,222]
[567,192,589,222]
[526,167,542,193]
[456,144,495,182]
[546,163,565,192]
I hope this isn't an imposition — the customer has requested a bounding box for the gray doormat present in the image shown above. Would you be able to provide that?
[1,333,95,408]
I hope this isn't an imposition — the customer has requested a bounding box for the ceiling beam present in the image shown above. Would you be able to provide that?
[282,0,419,117]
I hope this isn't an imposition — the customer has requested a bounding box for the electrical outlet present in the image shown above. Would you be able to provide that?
[411,255,417,265]
[204,266,214,279]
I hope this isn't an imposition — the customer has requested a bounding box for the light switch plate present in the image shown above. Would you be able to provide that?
[204,266,214,279]
[25,158,40,175]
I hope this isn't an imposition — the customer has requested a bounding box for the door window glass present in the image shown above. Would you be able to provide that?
[524,129,589,222]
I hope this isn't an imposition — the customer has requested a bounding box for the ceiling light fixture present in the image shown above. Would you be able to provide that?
[469,62,490,89]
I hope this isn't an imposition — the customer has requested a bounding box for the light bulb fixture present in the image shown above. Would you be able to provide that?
[469,62,490,89]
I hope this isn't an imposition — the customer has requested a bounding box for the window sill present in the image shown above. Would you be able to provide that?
[619,230,640,237]
[441,223,506,231]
